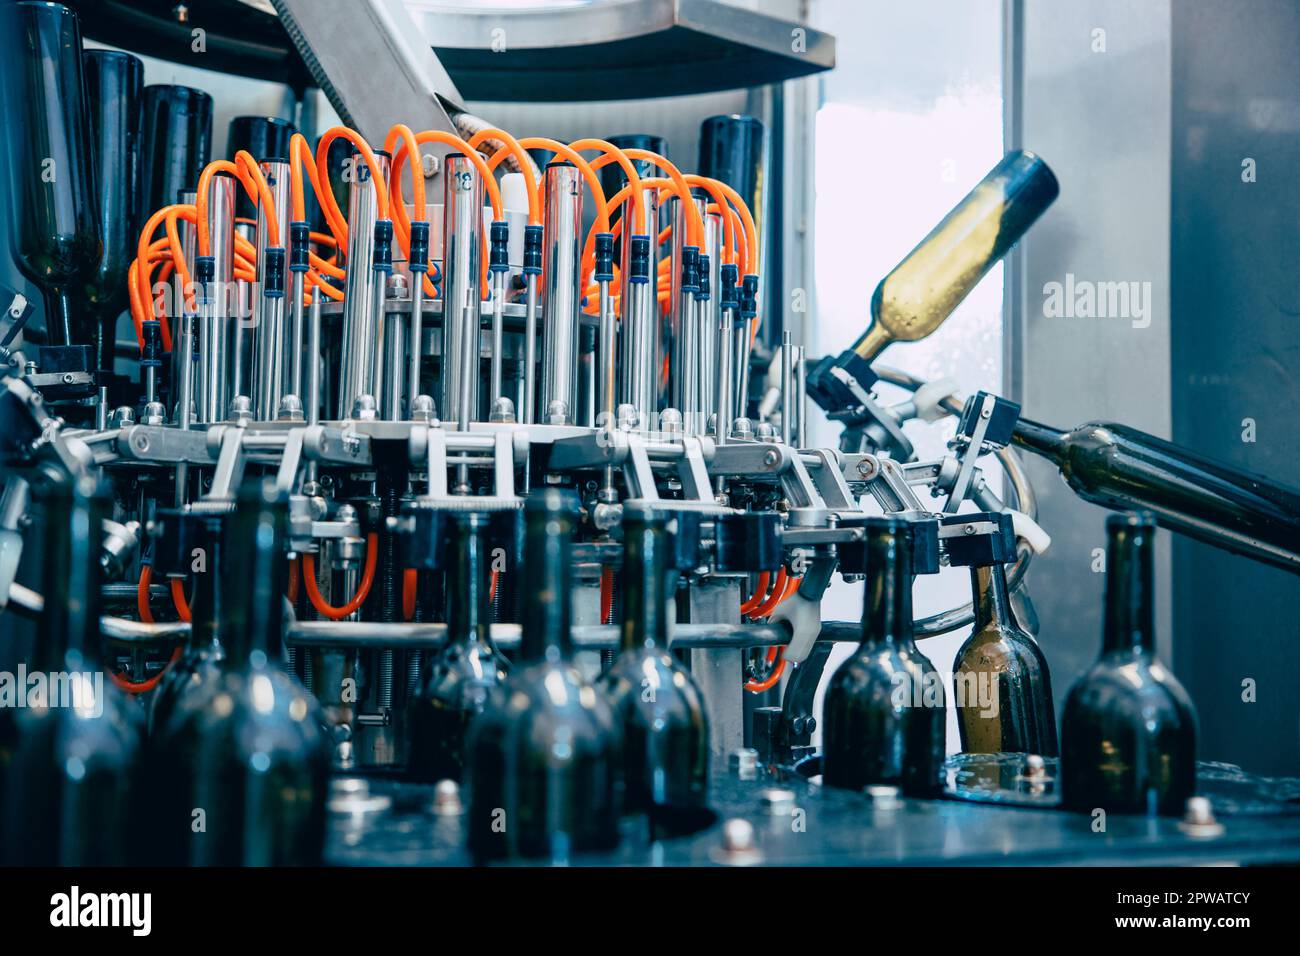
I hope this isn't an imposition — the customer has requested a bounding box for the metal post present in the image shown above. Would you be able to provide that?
[201,173,235,423]
[540,161,583,425]
[252,160,291,419]
[338,150,391,417]
[440,155,485,428]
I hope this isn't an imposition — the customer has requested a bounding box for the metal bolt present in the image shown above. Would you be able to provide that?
[112,406,135,427]
[1178,796,1224,838]
[352,394,378,420]
[730,417,754,440]
[546,399,569,425]
[729,747,759,781]
[421,152,439,177]
[277,394,304,422]
[616,403,639,430]
[489,396,517,423]
[61,372,75,384]
[409,393,436,423]
[709,817,762,866]
[864,784,902,810]
[386,273,408,299]
[758,788,796,816]
[1023,754,1046,778]
[432,779,463,816]
[660,407,683,434]
[763,448,780,467]
[142,401,167,426]
[228,395,253,424]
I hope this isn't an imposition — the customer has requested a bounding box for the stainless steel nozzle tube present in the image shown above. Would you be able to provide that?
[252,159,291,419]
[617,185,660,426]
[440,155,485,427]
[540,161,583,424]
[338,150,391,418]
[199,172,235,424]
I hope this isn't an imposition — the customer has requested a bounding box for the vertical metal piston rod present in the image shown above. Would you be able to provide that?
[539,161,583,424]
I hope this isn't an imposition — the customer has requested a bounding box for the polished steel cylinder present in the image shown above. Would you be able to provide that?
[252,160,291,418]
[780,330,794,445]
[440,155,485,427]
[307,288,322,427]
[716,313,734,444]
[670,196,720,434]
[376,266,404,421]
[540,162,583,424]
[522,274,539,424]
[408,276,426,405]
[794,345,806,446]
[199,173,235,423]
[699,210,722,434]
[617,186,660,425]
[174,188,198,414]
[597,282,616,429]
[338,150,391,417]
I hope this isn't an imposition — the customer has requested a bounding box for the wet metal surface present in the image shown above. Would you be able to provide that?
[327,760,1300,866]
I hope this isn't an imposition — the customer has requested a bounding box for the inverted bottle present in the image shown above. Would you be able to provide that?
[1060,513,1197,816]
[808,151,1058,411]
[822,515,946,797]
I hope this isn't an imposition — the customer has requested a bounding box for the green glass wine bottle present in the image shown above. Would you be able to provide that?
[1061,513,1197,815]
[407,512,508,783]
[147,479,329,864]
[1,475,142,865]
[822,515,945,797]
[466,489,622,862]
[599,505,709,823]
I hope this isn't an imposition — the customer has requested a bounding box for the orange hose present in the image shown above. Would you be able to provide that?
[287,556,301,603]
[301,532,379,620]
[466,127,541,224]
[738,571,771,615]
[745,652,786,694]
[600,566,614,625]
[110,647,182,695]
[170,577,191,623]
[566,138,646,234]
[489,568,500,605]
[402,568,418,621]
[137,565,154,623]
[511,137,610,233]
[749,571,801,621]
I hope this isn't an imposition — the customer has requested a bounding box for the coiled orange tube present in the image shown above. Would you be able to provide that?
[301,533,379,621]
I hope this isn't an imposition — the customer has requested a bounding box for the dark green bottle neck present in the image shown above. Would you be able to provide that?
[971,563,1013,630]
[520,509,573,664]
[447,519,492,649]
[219,502,288,666]
[1011,416,1069,463]
[187,530,221,652]
[620,522,669,654]
[1103,523,1156,654]
[35,487,105,672]
[861,528,915,648]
